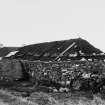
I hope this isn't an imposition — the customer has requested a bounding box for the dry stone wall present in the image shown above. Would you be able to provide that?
[0,59,105,83]
[0,59,23,81]
[21,60,105,83]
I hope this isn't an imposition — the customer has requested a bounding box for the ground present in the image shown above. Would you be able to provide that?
[0,88,105,105]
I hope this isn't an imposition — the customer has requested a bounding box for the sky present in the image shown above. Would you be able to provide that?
[0,0,105,52]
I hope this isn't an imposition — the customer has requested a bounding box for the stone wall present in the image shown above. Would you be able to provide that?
[0,59,105,83]
[0,59,23,81]
[21,60,105,83]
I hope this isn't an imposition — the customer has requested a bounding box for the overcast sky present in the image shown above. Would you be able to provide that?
[0,0,105,52]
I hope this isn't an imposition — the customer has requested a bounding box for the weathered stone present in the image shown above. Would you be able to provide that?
[0,59,23,81]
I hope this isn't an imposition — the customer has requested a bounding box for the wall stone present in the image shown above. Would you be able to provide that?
[0,59,105,85]
[21,60,105,84]
[0,59,23,81]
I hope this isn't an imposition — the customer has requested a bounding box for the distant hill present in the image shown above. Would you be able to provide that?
[10,38,104,61]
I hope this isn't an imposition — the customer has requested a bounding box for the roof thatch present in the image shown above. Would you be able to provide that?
[12,38,103,61]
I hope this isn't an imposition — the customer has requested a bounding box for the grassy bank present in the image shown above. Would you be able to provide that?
[0,89,105,105]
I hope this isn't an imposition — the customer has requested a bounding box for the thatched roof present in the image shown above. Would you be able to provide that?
[11,38,103,61]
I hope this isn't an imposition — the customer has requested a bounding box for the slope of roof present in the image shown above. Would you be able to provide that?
[12,38,103,61]
[0,47,19,57]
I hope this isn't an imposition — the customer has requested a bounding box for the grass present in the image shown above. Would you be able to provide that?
[0,89,38,105]
[26,91,105,105]
[0,89,105,105]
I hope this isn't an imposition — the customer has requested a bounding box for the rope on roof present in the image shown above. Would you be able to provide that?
[55,42,76,61]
